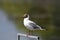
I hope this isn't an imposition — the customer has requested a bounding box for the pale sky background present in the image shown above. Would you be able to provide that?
[0,10,18,40]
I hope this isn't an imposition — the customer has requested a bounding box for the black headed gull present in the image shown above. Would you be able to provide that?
[23,13,45,35]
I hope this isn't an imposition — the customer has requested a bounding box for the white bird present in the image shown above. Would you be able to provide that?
[23,13,45,35]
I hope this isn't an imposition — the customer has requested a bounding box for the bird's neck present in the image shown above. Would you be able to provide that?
[23,17,29,24]
[24,17,29,21]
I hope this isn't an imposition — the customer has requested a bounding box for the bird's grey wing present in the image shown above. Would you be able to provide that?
[29,23,40,29]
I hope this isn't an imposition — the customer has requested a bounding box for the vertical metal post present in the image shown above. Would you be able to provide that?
[38,37,39,40]
[18,35,20,40]
[36,36,40,40]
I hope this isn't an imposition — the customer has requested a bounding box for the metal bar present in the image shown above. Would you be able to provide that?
[17,33,40,40]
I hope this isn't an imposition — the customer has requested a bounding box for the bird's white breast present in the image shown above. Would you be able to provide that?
[23,18,33,30]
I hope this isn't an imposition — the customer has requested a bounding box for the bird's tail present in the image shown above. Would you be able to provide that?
[37,25,45,30]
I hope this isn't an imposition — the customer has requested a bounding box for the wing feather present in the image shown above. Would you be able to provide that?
[29,23,40,29]
[28,20,45,30]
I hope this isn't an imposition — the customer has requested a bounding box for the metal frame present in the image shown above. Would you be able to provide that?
[17,33,39,40]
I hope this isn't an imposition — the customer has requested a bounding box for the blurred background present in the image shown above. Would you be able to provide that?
[0,0,60,40]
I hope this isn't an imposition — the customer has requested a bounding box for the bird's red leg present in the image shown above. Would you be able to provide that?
[27,30,34,38]
[29,30,33,35]
[27,30,31,36]
[27,30,33,37]
[27,30,30,37]
[27,30,31,35]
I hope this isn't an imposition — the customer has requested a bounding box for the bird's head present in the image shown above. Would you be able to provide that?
[23,13,29,18]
